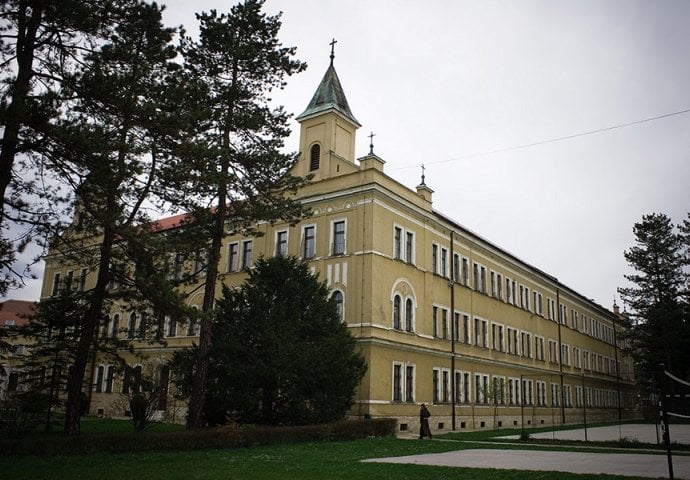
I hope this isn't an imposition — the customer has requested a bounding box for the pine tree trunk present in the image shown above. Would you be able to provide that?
[186,159,228,429]
[0,1,43,222]
[64,231,113,435]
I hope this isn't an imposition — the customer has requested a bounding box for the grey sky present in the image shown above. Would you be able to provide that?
[6,1,689,309]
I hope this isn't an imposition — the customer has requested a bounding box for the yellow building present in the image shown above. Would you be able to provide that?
[35,55,636,432]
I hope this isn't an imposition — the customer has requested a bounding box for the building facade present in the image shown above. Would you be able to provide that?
[34,56,637,432]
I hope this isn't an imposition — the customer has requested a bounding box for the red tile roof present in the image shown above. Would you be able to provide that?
[0,299,36,328]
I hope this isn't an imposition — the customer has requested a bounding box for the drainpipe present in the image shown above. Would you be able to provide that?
[556,288,565,424]
[449,230,456,430]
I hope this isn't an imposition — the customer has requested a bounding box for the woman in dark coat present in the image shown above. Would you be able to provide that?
[419,403,432,439]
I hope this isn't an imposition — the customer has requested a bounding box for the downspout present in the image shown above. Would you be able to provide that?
[449,230,456,431]
[556,288,566,424]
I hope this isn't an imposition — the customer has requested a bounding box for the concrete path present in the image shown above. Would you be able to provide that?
[496,423,690,444]
[378,425,690,478]
[364,448,690,478]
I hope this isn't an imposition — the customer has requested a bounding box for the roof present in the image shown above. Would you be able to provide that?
[296,62,361,126]
[149,212,192,233]
[0,299,36,328]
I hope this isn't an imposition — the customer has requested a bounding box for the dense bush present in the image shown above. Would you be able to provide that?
[0,392,51,438]
[0,418,396,457]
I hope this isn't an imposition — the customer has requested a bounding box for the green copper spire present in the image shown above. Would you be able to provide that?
[296,40,360,126]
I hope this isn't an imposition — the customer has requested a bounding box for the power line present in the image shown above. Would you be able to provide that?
[389,108,690,170]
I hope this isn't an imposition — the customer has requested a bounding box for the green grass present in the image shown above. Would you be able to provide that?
[0,436,661,480]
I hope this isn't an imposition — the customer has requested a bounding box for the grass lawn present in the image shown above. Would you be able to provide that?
[2,435,659,480]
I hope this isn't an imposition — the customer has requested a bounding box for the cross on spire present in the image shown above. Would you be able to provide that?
[329,38,337,65]
[421,164,426,185]
[368,131,376,155]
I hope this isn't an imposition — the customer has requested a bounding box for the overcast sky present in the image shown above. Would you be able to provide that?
[6,0,690,310]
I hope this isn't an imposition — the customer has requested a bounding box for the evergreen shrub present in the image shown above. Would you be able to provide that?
[0,418,396,456]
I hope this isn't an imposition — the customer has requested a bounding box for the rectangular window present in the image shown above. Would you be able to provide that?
[473,263,479,290]
[461,257,469,286]
[393,227,402,260]
[505,277,512,304]
[463,314,470,344]
[573,347,581,368]
[564,384,572,407]
[453,254,460,283]
[276,230,288,256]
[52,272,61,296]
[453,312,460,342]
[440,248,448,277]
[303,226,315,259]
[405,365,415,402]
[561,343,570,366]
[7,372,19,392]
[496,273,503,300]
[393,364,402,402]
[95,366,104,393]
[547,298,555,320]
[332,220,345,255]
[549,340,559,364]
[559,304,567,325]
[79,268,88,292]
[241,240,253,269]
[463,372,471,403]
[167,316,177,337]
[551,383,560,407]
[480,266,487,293]
[433,368,440,403]
[442,308,448,339]
[65,270,74,291]
[490,271,497,297]
[535,336,545,361]
[442,369,450,403]
[522,379,533,405]
[433,306,439,338]
[193,252,207,278]
[105,365,115,393]
[405,232,414,264]
[455,371,463,403]
[227,243,239,272]
[432,245,438,274]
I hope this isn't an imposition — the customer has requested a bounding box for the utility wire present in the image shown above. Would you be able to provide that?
[389,108,690,170]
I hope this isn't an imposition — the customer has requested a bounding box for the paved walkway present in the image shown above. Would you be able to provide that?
[374,425,690,478]
[364,448,690,478]
[496,423,690,444]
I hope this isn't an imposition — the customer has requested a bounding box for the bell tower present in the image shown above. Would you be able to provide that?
[294,40,361,181]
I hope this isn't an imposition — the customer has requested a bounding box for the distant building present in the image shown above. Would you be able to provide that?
[37,54,636,432]
[0,299,36,393]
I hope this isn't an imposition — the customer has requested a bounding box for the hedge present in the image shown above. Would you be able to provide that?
[0,418,397,457]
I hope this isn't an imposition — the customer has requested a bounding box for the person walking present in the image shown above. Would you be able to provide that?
[419,403,432,439]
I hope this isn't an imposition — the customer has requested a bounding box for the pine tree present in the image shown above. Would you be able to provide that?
[618,213,690,381]
[0,0,139,294]
[171,256,367,426]
[172,1,308,429]
[36,2,193,436]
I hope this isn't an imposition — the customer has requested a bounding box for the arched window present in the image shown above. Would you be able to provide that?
[158,365,170,410]
[393,294,402,330]
[127,312,137,340]
[111,314,120,339]
[332,291,344,322]
[138,311,148,339]
[405,298,414,332]
[309,143,320,171]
